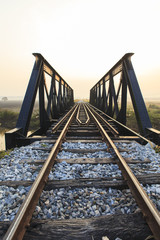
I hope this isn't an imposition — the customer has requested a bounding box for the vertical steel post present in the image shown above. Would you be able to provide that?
[52,76,59,118]
[98,82,101,109]
[63,83,66,109]
[117,71,127,125]
[123,57,152,135]
[66,87,69,107]
[39,72,45,130]
[71,89,74,105]
[47,73,55,118]
[102,78,107,112]
[95,87,98,107]
[107,75,113,116]
[109,73,119,118]
[16,56,43,136]
[57,78,63,113]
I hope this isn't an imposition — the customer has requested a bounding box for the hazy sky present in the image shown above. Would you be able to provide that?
[0,0,160,100]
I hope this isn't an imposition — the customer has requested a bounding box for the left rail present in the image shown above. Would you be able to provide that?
[3,104,78,240]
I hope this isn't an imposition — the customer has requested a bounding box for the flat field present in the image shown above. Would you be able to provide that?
[127,101,160,132]
[0,100,39,133]
[0,100,160,133]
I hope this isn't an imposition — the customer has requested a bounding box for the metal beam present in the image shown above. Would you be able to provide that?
[90,53,152,136]
[123,57,152,135]
[6,53,74,149]
[16,56,43,136]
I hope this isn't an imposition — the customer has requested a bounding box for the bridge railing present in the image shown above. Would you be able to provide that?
[90,53,160,144]
[5,53,74,149]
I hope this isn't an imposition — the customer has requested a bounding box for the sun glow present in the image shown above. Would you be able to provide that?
[0,0,160,99]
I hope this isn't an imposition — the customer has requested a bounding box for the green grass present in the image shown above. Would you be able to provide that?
[126,108,139,132]
[154,145,160,153]
[0,109,39,134]
[148,104,160,130]
[0,100,40,134]
[1,103,160,133]
[29,110,40,131]
[0,110,18,130]
[0,149,13,159]
[0,101,160,143]
[126,103,160,132]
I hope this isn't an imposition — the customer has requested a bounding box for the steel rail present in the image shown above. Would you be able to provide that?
[52,104,76,133]
[86,104,160,240]
[3,104,79,240]
[76,103,90,125]
[83,104,90,125]
[89,103,154,146]
[86,103,119,137]
[76,104,81,125]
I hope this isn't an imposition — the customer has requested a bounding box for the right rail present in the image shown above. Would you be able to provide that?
[86,104,160,240]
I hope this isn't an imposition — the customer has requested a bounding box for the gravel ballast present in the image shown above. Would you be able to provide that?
[0,140,160,222]
[1,141,160,182]
[33,187,138,220]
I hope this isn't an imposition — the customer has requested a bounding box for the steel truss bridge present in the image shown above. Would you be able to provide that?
[5,53,160,149]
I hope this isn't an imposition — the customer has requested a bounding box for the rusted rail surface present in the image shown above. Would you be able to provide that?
[90,103,154,146]
[86,104,160,240]
[3,105,78,240]
[52,105,76,133]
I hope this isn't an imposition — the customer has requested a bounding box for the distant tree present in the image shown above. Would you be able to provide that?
[2,97,8,101]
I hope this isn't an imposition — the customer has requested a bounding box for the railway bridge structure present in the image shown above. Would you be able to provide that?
[2,53,160,240]
[5,52,160,149]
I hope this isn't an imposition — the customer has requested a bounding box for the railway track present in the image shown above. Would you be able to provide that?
[1,103,160,240]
